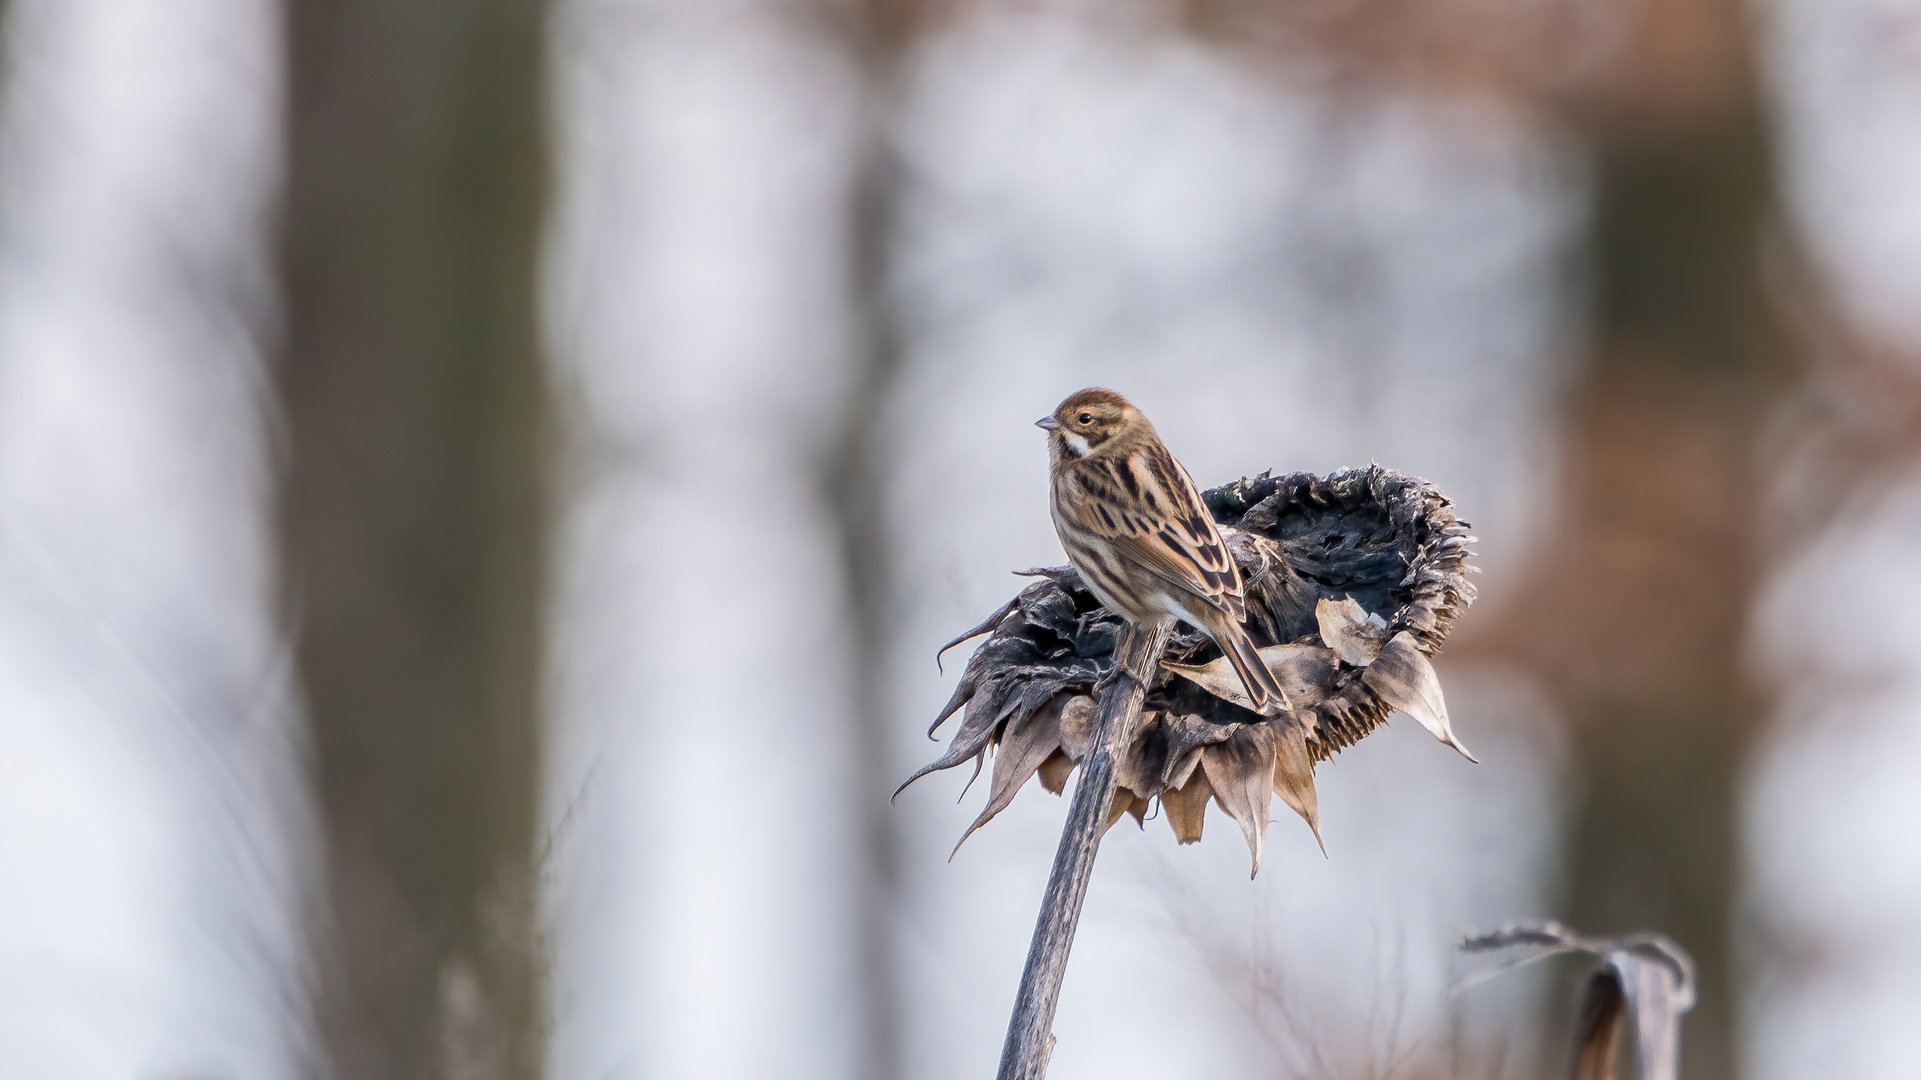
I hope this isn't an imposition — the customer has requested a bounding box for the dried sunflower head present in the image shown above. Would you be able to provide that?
[900,466,1478,875]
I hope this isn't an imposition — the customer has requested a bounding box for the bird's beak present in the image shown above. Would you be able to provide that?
[1035,416,1060,431]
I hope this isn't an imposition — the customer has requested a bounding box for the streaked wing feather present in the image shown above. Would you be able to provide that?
[1067,444,1241,615]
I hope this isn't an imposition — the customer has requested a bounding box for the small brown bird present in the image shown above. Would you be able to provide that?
[1038,388,1289,715]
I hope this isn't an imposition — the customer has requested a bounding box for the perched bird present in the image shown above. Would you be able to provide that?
[1038,388,1289,715]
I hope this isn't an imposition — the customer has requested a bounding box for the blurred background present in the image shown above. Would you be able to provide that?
[0,0,1917,1077]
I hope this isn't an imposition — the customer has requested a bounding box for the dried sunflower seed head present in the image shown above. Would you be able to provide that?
[902,466,1478,873]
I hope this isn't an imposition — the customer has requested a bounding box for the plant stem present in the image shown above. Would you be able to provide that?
[996,619,1171,1080]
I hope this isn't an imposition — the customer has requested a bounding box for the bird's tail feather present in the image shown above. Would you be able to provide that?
[1219,624,1290,716]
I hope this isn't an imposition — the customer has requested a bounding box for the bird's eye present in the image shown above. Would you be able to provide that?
[1077,412,1093,424]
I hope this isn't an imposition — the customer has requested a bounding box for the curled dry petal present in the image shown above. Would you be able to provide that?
[957,752,986,802]
[1458,921,1695,1080]
[1115,713,1170,800]
[950,695,1069,857]
[935,595,1019,674]
[1161,769,1213,844]
[926,669,977,740]
[1162,644,1340,713]
[1158,712,1230,791]
[1270,717,1324,857]
[1362,631,1478,763]
[1037,749,1074,795]
[1102,790,1148,836]
[896,685,1018,799]
[1200,724,1278,877]
[1157,656,1249,710]
[1316,595,1388,667]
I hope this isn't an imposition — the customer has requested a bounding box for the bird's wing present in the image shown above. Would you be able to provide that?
[1069,443,1244,618]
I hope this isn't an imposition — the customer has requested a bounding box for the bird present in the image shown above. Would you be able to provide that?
[1037,387,1289,715]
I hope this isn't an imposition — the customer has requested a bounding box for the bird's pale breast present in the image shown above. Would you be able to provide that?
[1050,450,1226,628]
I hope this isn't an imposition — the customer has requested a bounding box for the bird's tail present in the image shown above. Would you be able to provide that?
[1217,620,1291,716]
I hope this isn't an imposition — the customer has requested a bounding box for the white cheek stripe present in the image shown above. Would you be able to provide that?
[1065,433,1091,456]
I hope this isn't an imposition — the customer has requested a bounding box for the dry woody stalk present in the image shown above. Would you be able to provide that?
[902,465,1479,874]
[1458,920,1698,1080]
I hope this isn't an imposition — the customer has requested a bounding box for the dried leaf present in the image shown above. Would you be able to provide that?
[957,751,986,802]
[935,595,1019,674]
[1016,579,1081,637]
[1157,712,1232,789]
[926,668,978,739]
[1162,769,1212,844]
[1037,749,1075,795]
[1607,945,1692,1080]
[1270,718,1324,856]
[895,685,1023,799]
[1160,657,1251,710]
[1458,921,1695,1080]
[1362,632,1478,763]
[1101,789,1149,836]
[1163,644,1340,713]
[1201,724,1277,877]
[1316,595,1388,667]
[1116,713,1170,800]
[1269,646,1340,704]
[950,696,1067,858]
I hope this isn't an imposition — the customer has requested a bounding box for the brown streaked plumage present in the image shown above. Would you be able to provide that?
[1036,388,1289,715]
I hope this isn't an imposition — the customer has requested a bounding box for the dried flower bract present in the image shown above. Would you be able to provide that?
[901,466,1478,874]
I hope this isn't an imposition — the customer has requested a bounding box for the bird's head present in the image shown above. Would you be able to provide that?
[1037,387,1139,460]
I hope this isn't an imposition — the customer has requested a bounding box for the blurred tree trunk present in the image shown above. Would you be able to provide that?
[1473,3,1787,1076]
[830,5,917,1076]
[833,173,904,1080]
[275,1,549,1078]
[1546,129,1777,1080]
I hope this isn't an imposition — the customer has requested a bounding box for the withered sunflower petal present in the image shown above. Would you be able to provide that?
[1159,713,1231,790]
[1160,657,1255,712]
[1037,748,1075,795]
[1164,644,1340,712]
[1362,631,1477,763]
[1271,717,1325,857]
[956,750,986,802]
[1162,770,1212,844]
[1266,645,1340,706]
[1115,713,1169,801]
[1200,724,1278,878]
[895,687,1020,799]
[926,671,978,739]
[1100,789,1147,836]
[949,695,1069,858]
[935,595,1020,674]
[1316,595,1386,667]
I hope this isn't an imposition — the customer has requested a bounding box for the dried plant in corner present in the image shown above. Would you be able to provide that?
[1457,921,1697,1080]
[901,465,1479,874]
